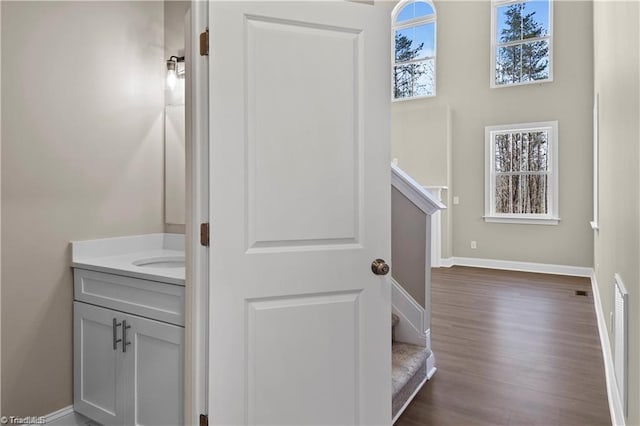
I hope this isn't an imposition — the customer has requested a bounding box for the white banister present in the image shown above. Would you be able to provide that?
[423,186,447,268]
[391,163,446,215]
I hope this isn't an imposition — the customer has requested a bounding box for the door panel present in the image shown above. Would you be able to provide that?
[74,302,124,425]
[209,2,391,425]
[247,291,360,425]
[123,314,184,426]
[246,16,361,248]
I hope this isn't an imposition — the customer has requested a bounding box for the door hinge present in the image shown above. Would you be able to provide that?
[199,28,209,56]
[200,223,210,247]
[199,414,209,426]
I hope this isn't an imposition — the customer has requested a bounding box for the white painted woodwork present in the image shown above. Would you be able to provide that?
[391,278,426,347]
[74,302,124,426]
[74,302,184,426]
[391,164,446,215]
[122,312,184,426]
[590,272,626,426]
[207,2,391,424]
[74,269,185,326]
[186,2,211,423]
[613,274,628,415]
[74,265,185,426]
[423,186,446,267]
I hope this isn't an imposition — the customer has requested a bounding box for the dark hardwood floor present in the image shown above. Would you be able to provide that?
[395,266,611,426]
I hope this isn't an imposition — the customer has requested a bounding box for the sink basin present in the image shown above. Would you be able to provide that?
[132,256,185,269]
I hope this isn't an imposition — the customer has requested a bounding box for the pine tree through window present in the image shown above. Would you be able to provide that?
[491,0,552,87]
[392,0,436,99]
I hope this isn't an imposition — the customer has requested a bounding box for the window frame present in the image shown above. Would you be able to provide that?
[391,0,437,101]
[484,121,559,225]
[490,0,554,89]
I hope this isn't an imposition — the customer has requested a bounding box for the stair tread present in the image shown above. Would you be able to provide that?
[392,342,429,396]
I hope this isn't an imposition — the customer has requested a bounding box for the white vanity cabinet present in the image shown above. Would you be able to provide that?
[73,268,185,426]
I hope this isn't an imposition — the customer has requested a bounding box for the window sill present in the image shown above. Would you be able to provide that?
[490,77,553,89]
[392,93,436,103]
[483,215,560,225]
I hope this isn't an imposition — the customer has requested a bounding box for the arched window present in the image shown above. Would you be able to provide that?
[392,0,436,100]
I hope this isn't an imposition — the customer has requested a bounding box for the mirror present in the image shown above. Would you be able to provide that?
[165,104,185,225]
[164,1,190,227]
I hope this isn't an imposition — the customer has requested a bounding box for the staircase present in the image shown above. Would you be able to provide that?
[391,314,430,420]
[390,164,446,422]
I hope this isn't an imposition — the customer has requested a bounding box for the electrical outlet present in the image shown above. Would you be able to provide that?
[453,196,460,205]
[470,241,477,249]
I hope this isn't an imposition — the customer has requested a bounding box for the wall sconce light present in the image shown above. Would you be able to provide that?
[166,55,185,91]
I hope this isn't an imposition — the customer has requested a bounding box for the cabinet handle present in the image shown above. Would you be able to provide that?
[112,318,122,351]
[122,320,132,353]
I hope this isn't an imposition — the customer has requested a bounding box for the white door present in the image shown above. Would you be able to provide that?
[208,2,391,425]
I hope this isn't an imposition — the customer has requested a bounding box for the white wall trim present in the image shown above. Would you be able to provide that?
[439,257,454,268]
[591,272,626,426]
[449,257,592,277]
[426,350,436,380]
[391,278,427,347]
[186,2,209,424]
[27,405,75,424]
[391,376,428,425]
[423,187,445,267]
[425,329,436,379]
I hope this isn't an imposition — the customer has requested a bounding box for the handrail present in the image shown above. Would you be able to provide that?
[391,163,446,215]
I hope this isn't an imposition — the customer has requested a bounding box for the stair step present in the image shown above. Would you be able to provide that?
[392,342,429,418]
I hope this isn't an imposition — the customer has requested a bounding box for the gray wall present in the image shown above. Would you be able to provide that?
[384,0,594,267]
[392,104,452,258]
[391,187,428,309]
[593,2,640,424]
[1,1,165,416]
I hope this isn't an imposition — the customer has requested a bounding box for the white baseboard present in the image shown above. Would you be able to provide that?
[391,376,427,425]
[24,405,74,424]
[439,257,454,267]
[591,272,626,426]
[426,351,436,380]
[444,256,592,277]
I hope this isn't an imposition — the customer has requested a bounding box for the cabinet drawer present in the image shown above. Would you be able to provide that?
[74,269,184,326]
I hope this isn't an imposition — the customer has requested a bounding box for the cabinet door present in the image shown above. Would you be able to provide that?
[74,302,125,425]
[121,313,184,426]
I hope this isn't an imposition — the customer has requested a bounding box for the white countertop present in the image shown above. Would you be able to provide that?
[71,233,185,286]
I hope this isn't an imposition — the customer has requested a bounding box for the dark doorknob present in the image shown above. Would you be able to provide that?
[371,259,390,276]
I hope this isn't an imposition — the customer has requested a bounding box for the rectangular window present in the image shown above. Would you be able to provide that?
[485,121,559,224]
[491,0,553,87]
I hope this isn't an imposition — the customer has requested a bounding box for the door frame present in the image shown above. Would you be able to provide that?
[185,1,209,424]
